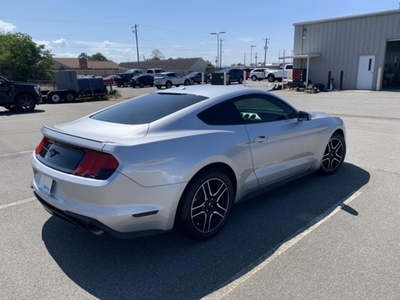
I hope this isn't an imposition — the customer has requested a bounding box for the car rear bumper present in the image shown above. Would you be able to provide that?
[34,191,165,238]
[31,153,186,238]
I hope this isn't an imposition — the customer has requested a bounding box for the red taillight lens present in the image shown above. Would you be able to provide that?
[35,137,49,154]
[72,150,119,180]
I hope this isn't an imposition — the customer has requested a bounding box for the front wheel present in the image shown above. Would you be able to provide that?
[16,94,36,112]
[165,81,172,89]
[238,77,243,84]
[177,170,234,241]
[184,80,190,86]
[251,75,257,81]
[319,133,346,175]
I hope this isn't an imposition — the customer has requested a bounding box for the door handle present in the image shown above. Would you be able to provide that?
[254,135,269,142]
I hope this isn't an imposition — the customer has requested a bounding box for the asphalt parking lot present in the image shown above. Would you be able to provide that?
[1,82,399,299]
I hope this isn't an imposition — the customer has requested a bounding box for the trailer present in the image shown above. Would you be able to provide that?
[43,70,108,103]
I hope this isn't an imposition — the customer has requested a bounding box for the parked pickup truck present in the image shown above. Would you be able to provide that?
[266,64,293,82]
[0,76,42,112]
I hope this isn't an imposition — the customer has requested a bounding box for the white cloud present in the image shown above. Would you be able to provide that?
[35,40,53,50]
[236,37,254,42]
[0,20,16,33]
[56,52,77,58]
[52,38,68,47]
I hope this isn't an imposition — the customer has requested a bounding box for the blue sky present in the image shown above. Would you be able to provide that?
[0,0,398,66]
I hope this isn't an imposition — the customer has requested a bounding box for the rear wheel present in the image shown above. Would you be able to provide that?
[123,81,128,87]
[65,92,76,102]
[165,81,172,89]
[140,82,144,88]
[251,75,257,81]
[238,77,243,84]
[177,170,234,241]
[319,133,346,175]
[156,86,162,89]
[267,74,276,82]
[184,80,190,86]
[15,94,36,112]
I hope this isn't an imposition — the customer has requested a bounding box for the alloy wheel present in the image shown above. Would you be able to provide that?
[190,178,230,234]
[321,137,344,172]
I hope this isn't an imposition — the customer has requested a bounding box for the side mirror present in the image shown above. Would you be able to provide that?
[297,111,311,121]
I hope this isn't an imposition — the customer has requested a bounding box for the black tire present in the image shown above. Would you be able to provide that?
[319,133,346,175]
[48,92,61,103]
[15,93,36,112]
[177,170,234,241]
[267,74,276,82]
[156,86,162,89]
[140,82,144,88]
[251,75,257,81]
[117,84,121,88]
[238,77,243,84]
[184,80,190,86]
[123,81,128,87]
[65,92,76,102]
[165,81,172,89]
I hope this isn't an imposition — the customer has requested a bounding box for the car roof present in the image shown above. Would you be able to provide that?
[152,85,271,99]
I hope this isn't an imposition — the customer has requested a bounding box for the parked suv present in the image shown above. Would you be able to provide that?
[129,74,154,88]
[114,73,135,87]
[154,72,191,89]
[187,72,210,84]
[0,76,42,112]
[249,68,267,81]
[215,68,244,84]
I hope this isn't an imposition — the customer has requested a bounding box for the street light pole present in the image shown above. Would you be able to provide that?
[211,31,225,68]
[220,38,225,68]
[250,45,256,67]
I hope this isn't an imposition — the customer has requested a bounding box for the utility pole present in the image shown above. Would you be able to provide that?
[263,38,269,67]
[255,52,258,67]
[244,52,246,66]
[220,38,224,68]
[132,24,140,68]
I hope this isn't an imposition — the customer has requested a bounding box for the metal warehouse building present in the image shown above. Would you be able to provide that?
[290,9,400,90]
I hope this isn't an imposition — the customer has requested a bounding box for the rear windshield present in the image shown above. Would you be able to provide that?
[90,92,208,124]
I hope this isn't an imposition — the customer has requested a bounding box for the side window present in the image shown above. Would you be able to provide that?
[233,94,298,123]
[286,65,293,70]
[198,101,244,126]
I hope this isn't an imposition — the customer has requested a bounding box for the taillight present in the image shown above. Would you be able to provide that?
[35,137,49,154]
[72,149,119,180]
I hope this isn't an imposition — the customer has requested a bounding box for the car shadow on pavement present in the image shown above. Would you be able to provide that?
[41,162,369,300]
[0,109,45,116]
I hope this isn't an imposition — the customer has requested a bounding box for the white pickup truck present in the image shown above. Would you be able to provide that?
[266,64,293,82]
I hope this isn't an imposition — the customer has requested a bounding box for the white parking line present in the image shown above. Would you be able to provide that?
[0,197,36,210]
[0,150,33,158]
[203,190,363,300]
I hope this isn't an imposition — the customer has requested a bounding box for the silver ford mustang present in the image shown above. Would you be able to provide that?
[31,85,346,241]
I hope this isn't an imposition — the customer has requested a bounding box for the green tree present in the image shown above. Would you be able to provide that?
[0,32,54,80]
[89,52,108,61]
[78,52,89,59]
[205,60,214,67]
